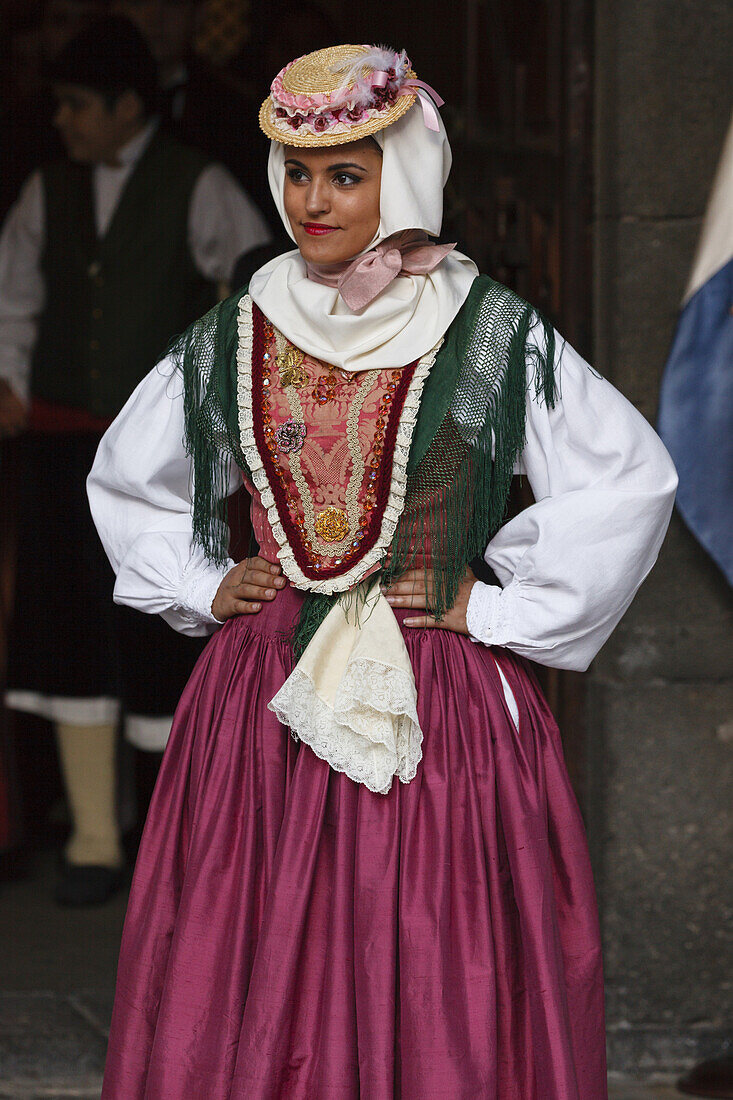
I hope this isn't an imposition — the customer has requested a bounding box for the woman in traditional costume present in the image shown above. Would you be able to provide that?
[90,45,677,1099]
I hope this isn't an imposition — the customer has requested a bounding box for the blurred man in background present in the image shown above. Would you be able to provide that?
[0,15,269,905]
[1,0,110,220]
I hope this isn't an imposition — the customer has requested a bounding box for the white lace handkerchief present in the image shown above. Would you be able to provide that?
[268,584,423,795]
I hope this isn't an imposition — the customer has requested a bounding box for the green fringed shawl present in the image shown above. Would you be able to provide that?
[170,274,557,655]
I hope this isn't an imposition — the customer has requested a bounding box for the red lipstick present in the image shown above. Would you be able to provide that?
[303,223,338,236]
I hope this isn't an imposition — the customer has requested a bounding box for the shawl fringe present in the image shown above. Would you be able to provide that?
[174,276,557,649]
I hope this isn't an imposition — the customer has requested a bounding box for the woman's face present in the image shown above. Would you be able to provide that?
[282,138,382,265]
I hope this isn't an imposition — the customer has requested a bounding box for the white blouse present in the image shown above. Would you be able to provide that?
[87,328,677,672]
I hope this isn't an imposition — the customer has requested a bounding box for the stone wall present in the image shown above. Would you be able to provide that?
[592,0,733,1075]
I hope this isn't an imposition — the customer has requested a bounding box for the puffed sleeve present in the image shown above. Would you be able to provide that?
[87,356,241,637]
[187,163,271,283]
[465,330,678,670]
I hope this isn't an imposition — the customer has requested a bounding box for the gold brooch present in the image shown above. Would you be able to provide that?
[314,507,350,542]
[277,345,309,388]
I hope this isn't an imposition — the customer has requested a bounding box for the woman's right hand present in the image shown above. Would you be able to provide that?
[211,556,286,622]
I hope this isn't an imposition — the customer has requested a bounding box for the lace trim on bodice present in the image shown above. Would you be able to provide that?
[236,294,443,594]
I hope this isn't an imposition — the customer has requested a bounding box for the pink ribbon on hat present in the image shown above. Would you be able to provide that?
[371,70,445,132]
[399,80,445,132]
[308,230,456,312]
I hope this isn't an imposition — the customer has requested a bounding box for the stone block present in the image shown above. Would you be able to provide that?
[0,1093,101,1099]
[0,1090,101,1099]
[596,0,733,219]
[608,1026,733,1079]
[597,516,733,682]
[0,993,105,1082]
[590,681,733,1028]
[594,217,700,418]
[608,1079,689,1100]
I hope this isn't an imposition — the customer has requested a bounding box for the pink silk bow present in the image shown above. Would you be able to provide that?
[399,80,445,132]
[371,71,446,132]
[307,230,456,312]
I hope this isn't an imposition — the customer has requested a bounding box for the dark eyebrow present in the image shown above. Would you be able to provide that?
[284,158,368,173]
[327,162,368,172]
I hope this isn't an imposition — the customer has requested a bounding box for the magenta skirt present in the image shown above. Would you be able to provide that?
[101,587,607,1099]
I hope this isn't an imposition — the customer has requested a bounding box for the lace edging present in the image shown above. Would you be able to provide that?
[466,580,511,645]
[268,658,423,795]
[237,294,442,595]
[173,557,233,625]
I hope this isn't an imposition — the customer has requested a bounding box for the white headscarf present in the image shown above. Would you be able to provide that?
[248,94,478,372]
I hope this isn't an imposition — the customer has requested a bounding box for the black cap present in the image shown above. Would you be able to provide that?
[46,15,158,114]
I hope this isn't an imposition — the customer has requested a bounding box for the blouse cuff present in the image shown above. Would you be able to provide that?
[173,557,235,628]
[466,581,511,646]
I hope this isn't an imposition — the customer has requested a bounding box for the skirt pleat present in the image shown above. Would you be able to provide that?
[101,587,607,1100]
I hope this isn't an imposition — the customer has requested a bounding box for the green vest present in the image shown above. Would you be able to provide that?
[32,131,217,419]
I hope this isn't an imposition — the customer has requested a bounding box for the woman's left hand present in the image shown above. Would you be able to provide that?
[381,566,477,635]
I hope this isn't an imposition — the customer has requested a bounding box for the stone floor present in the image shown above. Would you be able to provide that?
[0,852,692,1099]
[1,851,123,1099]
[608,1085,688,1100]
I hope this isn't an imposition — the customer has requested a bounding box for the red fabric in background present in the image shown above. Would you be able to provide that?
[29,398,112,435]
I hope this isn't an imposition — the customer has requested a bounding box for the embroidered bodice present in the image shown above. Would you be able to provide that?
[239,300,440,595]
[243,355,402,572]
[245,328,404,569]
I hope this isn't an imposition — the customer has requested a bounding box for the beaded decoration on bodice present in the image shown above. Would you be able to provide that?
[245,302,421,584]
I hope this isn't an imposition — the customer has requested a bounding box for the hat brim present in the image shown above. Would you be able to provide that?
[259,92,417,148]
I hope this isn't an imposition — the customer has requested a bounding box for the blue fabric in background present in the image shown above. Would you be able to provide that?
[658,257,733,585]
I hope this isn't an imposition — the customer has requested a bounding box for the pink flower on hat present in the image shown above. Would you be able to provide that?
[260,44,445,142]
[267,46,411,139]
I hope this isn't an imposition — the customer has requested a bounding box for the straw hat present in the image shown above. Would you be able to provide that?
[259,44,419,148]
